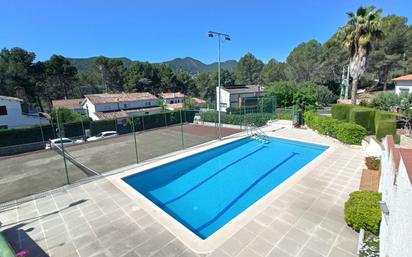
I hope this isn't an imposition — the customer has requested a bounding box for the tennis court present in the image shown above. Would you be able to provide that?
[0,124,240,203]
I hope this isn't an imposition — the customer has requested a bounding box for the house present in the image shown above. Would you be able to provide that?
[52,99,85,113]
[158,92,185,110]
[0,95,49,129]
[393,74,412,95]
[82,92,160,121]
[379,135,412,257]
[217,85,264,112]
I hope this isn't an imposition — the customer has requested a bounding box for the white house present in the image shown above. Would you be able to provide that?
[52,99,85,113]
[0,95,49,129]
[82,92,161,121]
[379,135,412,257]
[217,85,264,112]
[158,92,186,110]
[393,74,412,95]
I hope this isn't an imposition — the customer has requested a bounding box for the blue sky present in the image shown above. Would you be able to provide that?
[1,0,411,63]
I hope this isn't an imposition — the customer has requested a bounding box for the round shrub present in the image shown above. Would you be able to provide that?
[335,122,367,145]
[344,191,382,235]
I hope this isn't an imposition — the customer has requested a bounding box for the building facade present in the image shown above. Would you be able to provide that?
[217,85,264,112]
[393,74,412,95]
[0,96,49,129]
[82,93,160,121]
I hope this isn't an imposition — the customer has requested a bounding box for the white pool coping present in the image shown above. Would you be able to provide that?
[108,130,336,254]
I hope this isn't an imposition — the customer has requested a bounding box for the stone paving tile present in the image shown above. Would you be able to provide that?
[0,126,364,257]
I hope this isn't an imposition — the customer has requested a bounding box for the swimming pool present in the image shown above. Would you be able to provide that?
[123,136,327,239]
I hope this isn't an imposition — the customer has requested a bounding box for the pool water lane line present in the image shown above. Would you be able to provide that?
[195,152,300,233]
[161,146,267,206]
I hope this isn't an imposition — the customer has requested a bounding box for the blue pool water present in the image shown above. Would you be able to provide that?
[123,137,327,239]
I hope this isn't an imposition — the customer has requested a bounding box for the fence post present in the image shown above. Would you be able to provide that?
[38,117,45,143]
[180,110,185,149]
[80,118,86,140]
[56,112,70,185]
[131,118,139,163]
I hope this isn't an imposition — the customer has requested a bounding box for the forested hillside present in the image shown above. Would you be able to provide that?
[0,8,411,112]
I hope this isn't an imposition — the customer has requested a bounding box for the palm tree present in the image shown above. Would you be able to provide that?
[339,6,383,104]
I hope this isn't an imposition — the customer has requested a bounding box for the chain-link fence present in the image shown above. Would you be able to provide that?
[0,96,294,204]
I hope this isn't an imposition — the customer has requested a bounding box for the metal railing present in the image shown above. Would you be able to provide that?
[245,123,270,144]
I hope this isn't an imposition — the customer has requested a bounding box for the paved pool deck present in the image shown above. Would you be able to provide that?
[0,122,364,257]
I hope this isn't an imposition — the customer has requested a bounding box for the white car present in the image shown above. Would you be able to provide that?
[45,138,84,150]
[87,131,118,142]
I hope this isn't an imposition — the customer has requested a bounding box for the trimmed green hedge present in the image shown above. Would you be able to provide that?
[90,120,117,136]
[305,112,367,145]
[200,112,274,127]
[349,108,376,135]
[332,104,398,138]
[0,125,55,147]
[63,120,90,138]
[344,191,382,235]
[331,104,355,121]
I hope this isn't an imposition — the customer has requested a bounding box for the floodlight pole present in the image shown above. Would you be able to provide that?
[208,31,230,140]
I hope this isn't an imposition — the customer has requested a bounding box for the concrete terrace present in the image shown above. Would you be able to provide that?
[0,124,364,257]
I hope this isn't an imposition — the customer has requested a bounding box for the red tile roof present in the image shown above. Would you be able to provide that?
[52,99,83,109]
[166,103,184,110]
[94,107,161,120]
[85,92,158,104]
[399,149,412,184]
[392,74,412,81]
[159,92,185,99]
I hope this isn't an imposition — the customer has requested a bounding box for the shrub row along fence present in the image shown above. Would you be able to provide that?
[331,104,398,139]
[200,107,293,128]
[0,110,196,147]
[304,112,367,145]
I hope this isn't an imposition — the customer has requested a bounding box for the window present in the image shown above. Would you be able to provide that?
[0,106,7,116]
[145,102,151,106]
[0,125,8,129]
[124,104,127,109]
[399,88,410,94]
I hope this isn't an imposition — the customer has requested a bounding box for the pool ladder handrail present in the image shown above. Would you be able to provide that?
[246,123,270,144]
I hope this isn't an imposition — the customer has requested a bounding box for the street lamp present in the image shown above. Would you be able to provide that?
[208,31,231,140]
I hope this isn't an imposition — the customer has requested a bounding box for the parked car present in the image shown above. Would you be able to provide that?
[45,138,84,150]
[87,131,118,142]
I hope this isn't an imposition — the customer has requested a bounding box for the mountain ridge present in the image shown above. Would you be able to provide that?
[67,56,237,73]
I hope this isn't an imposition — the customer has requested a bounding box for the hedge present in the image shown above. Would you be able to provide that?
[332,104,398,138]
[0,125,55,147]
[349,107,376,135]
[200,112,274,127]
[304,112,367,145]
[374,111,398,140]
[331,104,355,121]
[63,120,90,138]
[90,120,117,136]
[344,191,382,235]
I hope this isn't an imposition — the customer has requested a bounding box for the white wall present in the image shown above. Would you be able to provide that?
[165,97,184,104]
[380,139,412,257]
[218,89,231,112]
[0,99,49,128]
[395,81,412,95]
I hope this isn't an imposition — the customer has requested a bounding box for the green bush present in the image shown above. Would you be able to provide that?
[331,104,355,121]
[0,125,55,147]
[349,108,376,135]
[63,120,90,138]
[305,112,366,145]
[376,120,397,140]
[374,111,398,139]
[90,120,117,136]
[335,123,367,145]
[344,191,382,235]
